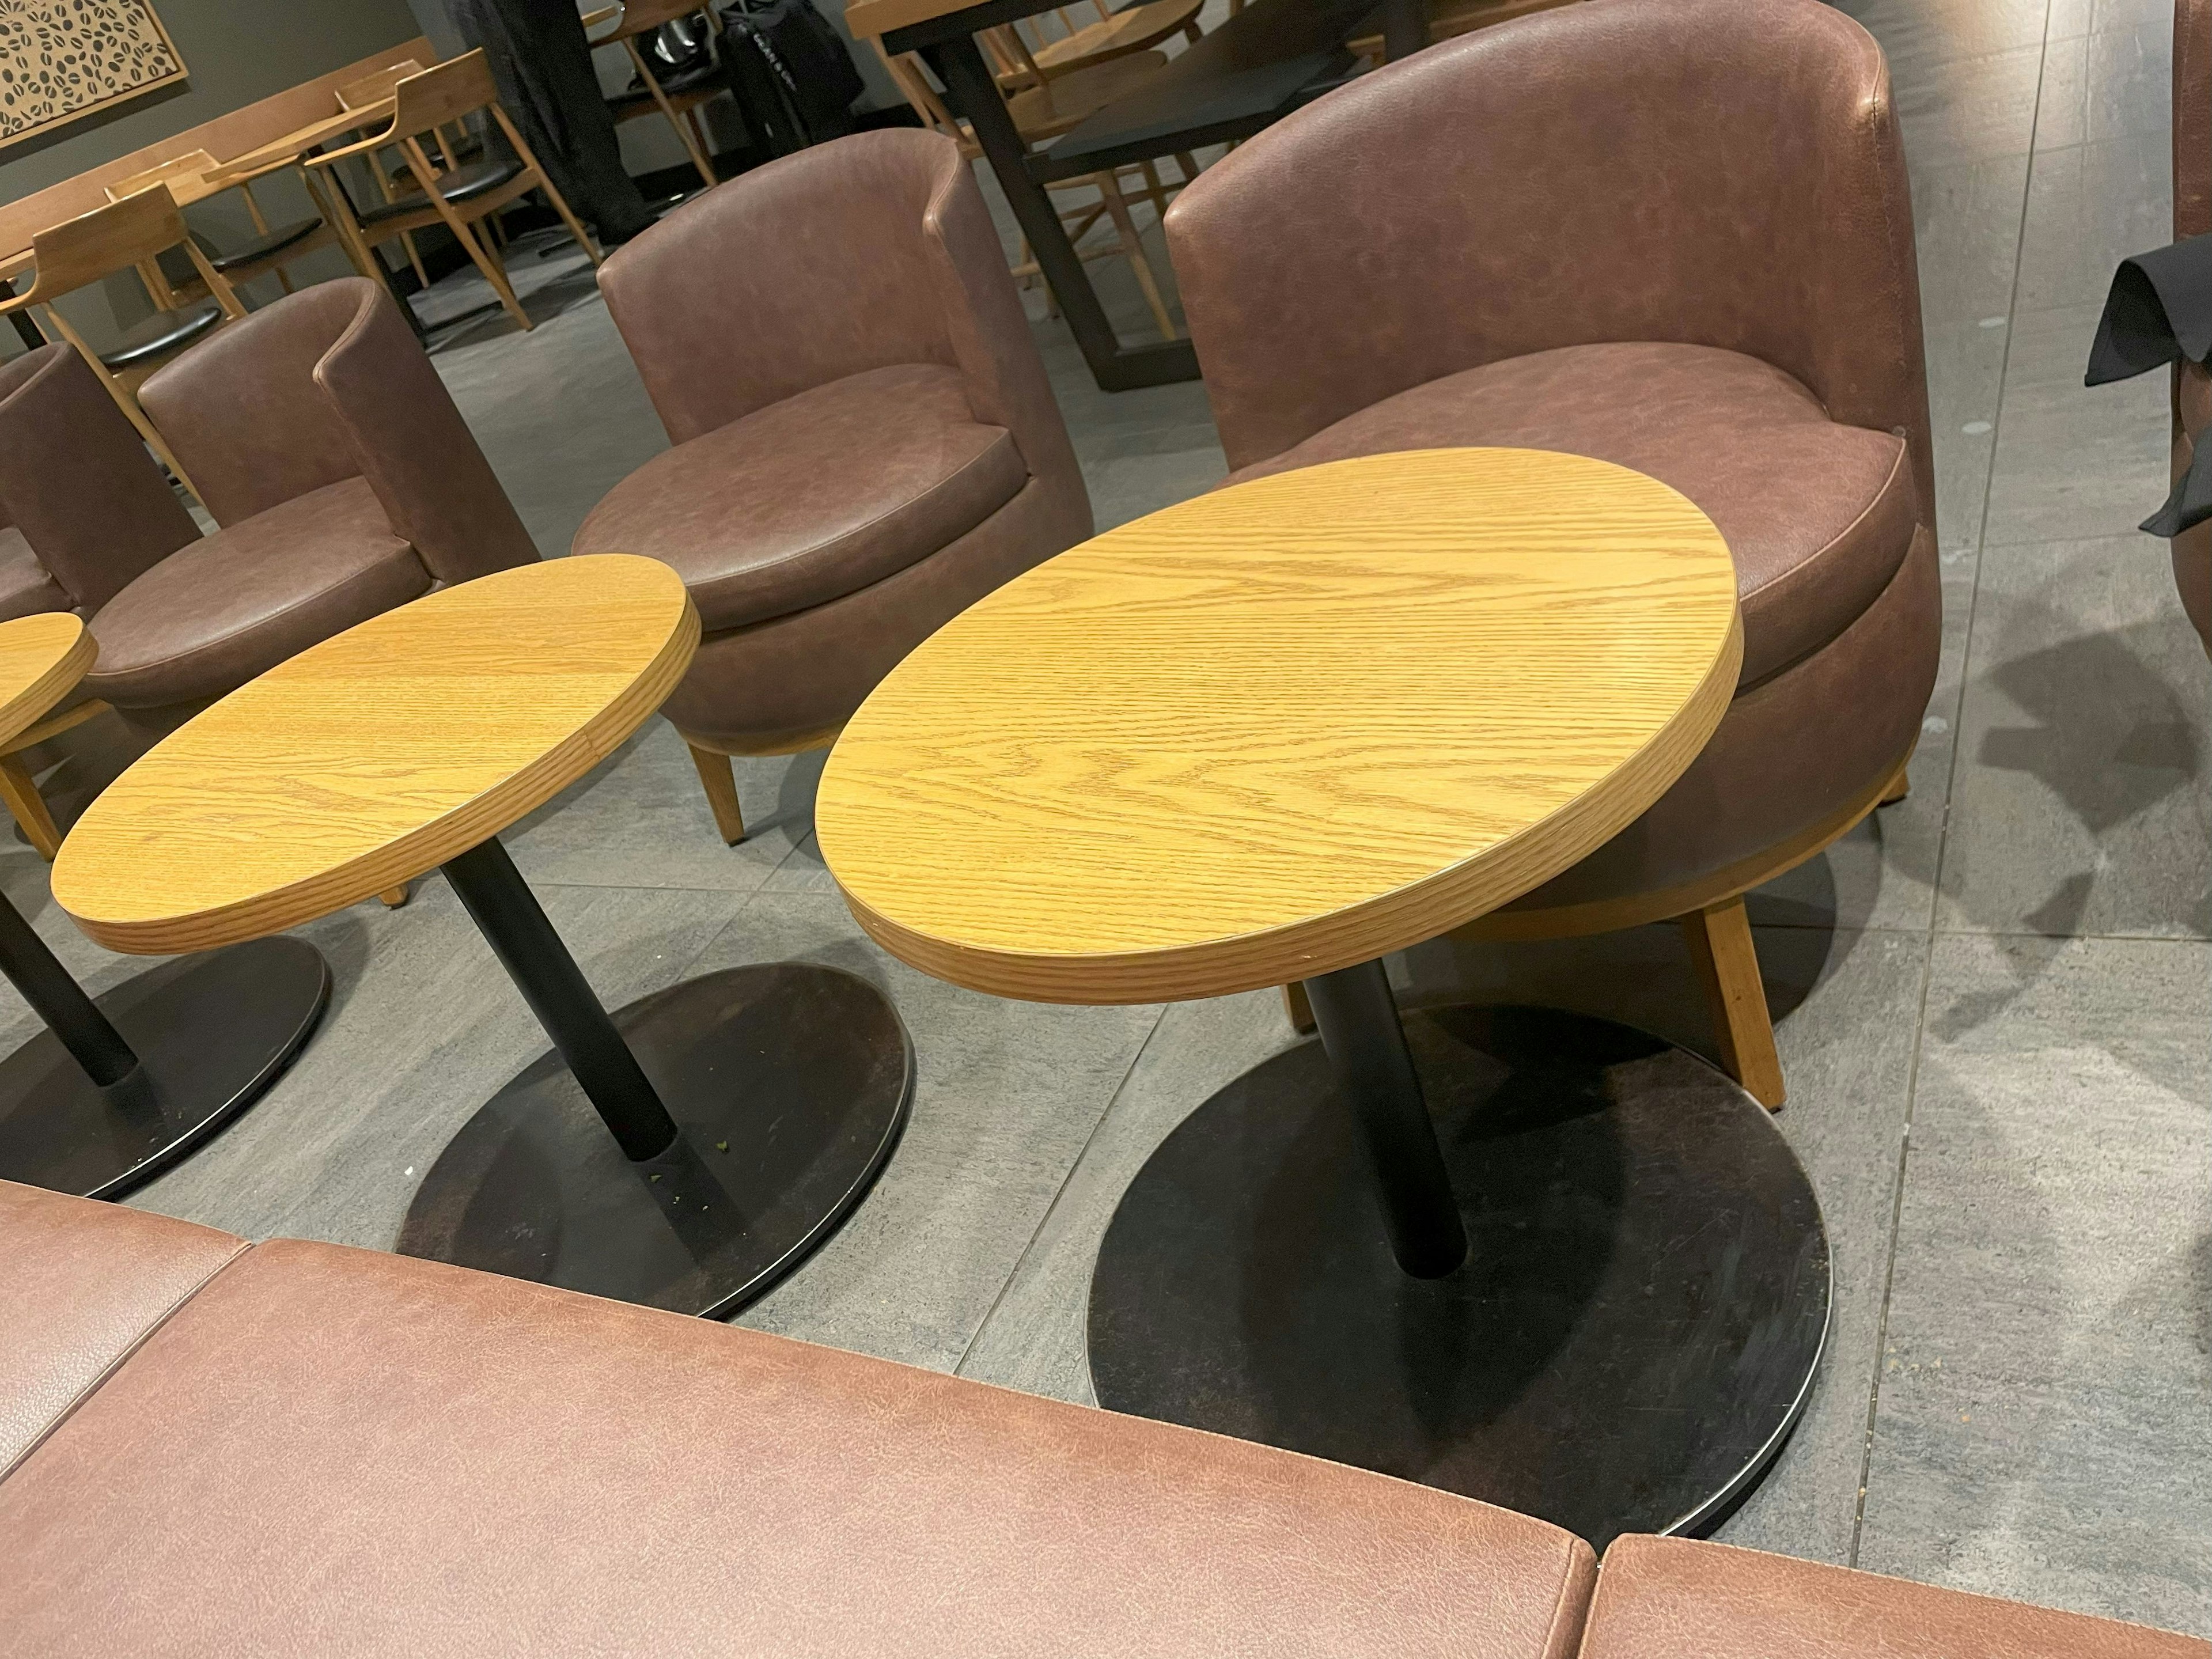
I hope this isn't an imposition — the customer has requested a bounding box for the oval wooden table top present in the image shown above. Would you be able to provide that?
[816,449,1744,1005]
[54,555,700,956]
[0,613,96,753]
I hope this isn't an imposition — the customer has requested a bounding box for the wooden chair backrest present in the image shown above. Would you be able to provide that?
[336,60,426,111]
[26,187,196,302]
[391,50,501,138]
[104,150,218,204]
[873,43,973,153]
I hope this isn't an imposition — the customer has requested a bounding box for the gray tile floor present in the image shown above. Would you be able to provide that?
[12,0,2205,1635]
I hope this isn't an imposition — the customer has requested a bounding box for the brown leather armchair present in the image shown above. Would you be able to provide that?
[1166,0,1940,1107]
[108,276,540,740]
[577,128,1092,843]
[2173,0,2212,653]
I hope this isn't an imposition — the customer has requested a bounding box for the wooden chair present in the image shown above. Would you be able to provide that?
[0,187,245,493]
[877,45,1181,341]
[303,51,600,335]
[1347,0,1587,65]
[333,59,460,290]
[104,151,334,308]
[979,25,1201,224]
[993,0,1205,85]
[594,0,726,191]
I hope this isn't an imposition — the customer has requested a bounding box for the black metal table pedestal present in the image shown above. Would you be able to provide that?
[1087,966,1831,1549]
[0,893,329,1199]
[399,838,913,1319]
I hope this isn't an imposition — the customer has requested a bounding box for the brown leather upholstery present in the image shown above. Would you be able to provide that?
[84,478,428,707]
[581,363,1029,632]
[85,278,537,715]
[0,1181,241,1480]
[584,128,1089,751]
[0,525,71,624]
[2172,0,2212,653]
[0,1190,1596,1659]
[1581,1536,2208,1659]
[1168,0,1938,906]
[0,344,198,617]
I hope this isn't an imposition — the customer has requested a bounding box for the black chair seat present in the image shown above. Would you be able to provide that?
[208,217,322,271]
[608,60,725,111]
[357,158,524,226]
[100,301,224,371]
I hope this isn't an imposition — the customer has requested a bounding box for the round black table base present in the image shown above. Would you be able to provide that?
[0,938,331,1199]
[1088,1004,1831,1549]
[398,963,913,1320]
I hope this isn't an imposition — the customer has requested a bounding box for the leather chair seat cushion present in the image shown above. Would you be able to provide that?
[664,472,1092,748]
[1581,1535,2203,1659]
[101,301,225,371]
[1228,342,1918,686]
[575,362,1030,632]
[0,525,70,623]
[0,1229,1599,1657]
[0,1182,241,1480]
[85,476,430,709]
[357,158,523,225]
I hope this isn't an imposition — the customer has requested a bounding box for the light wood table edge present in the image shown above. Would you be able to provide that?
[838,610,1745,1004]
[0,618,97,753]
[59,597,702,957]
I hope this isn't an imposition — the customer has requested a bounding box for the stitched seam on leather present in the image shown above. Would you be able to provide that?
[91,542,425,684]
[0,1236,253,1487]
[1540,1540,1593,1659]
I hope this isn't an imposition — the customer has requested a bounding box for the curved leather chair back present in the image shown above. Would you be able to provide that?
[598,129,1080,489]
[139,279,537,584]
[0,344,198,613]
[1165,0,1932,523]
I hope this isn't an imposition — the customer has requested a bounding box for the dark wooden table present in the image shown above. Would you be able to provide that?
[855,0,1427,390]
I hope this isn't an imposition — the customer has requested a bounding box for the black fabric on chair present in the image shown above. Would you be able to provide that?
[100,303,224,372]
[207,218,323,272]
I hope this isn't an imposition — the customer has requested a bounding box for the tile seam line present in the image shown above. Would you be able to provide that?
[951,999,1172,1381]
[1850,0,2055,1569]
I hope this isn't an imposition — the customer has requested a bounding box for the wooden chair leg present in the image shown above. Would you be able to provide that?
[379,885,411,908]
[686,741,746,844]
[1679,897,1785,1109]
[1282,980,1317,1035]
[0,755,62,861]
[452,217,533,333]
[398,230,431,289]
[1094,172,1177,341]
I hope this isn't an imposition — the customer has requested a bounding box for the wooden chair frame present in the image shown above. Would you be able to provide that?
[335,60,448,290]
[990,0,1205,88]
[304,51,600,335]
[105,149,336,308]
[595,0,724,191]
[0,186,246,493]
[880,43,1185,343]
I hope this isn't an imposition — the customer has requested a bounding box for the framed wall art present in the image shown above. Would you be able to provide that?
[0,0,188,153]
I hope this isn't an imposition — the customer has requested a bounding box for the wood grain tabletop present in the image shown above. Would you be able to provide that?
[816,449,1743,1003]
[54,555,699,955]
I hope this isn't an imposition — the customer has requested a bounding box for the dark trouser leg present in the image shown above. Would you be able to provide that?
[441,837,678,1161]
[1302,959,1466,1277]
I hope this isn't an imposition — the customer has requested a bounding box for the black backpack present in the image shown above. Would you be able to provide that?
[716,0,865,158]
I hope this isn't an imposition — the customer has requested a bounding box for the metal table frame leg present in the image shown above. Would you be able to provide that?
[440,836,679,1162]
[0,892,138,1086]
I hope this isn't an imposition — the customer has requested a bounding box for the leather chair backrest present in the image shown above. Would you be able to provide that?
[1165,0,1932,524]
[140,279,537,584]
[596,128,1081,501]
[0,344,199,613]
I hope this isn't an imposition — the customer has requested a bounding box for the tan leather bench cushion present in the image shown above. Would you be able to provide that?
[0,1228,1596,1658]
[0,1181,242,1479]
[1582,1535,2206,1659]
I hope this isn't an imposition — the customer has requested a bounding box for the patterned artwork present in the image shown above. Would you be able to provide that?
[0,0,187,149]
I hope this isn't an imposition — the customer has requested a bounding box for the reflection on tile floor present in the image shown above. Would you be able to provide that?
[2,0,2202,1635]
